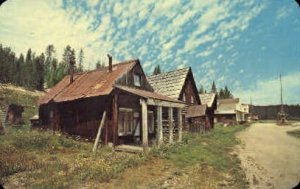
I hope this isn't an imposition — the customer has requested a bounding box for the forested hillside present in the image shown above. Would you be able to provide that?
[0,44,87,91]
[250,105,300,120]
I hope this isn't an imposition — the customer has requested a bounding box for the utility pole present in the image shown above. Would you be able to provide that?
[277,73,287,125]
[280,73,283,112]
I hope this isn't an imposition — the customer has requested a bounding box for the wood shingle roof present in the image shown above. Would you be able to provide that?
[147,68,190,99]
[199,93,216,107]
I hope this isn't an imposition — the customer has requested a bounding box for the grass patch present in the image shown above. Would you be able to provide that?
[0,127,145,188]
[287,129,300,139]
[150,124,249,188]
[0,83,44,124]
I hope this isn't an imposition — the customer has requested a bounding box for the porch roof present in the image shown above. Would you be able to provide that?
[114,85,185,108]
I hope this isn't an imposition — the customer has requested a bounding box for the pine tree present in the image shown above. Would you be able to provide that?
[224,85,233,99]
[95,60,105,69]
[198,85,205,94]
[153,65,161,75]
[45,45,56,88]
[211,81,217,93]
[35,53,45,90]
[24,48,34,88]
[78,48,84,72]
[219,88,225,99]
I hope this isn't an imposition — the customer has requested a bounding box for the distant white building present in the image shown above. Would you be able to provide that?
[215,98,249,124]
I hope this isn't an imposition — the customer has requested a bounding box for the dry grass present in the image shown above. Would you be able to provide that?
[0,127,146,188]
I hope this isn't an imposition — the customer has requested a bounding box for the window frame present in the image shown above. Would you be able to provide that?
[133,73,142,87]
[118,108,133,136]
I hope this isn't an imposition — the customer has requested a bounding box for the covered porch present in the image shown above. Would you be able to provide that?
[113,85,186,151]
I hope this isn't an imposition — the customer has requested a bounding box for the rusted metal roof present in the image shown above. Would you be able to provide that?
[39,60,138,104]
[115,85,184,104]
[147,68,190,99]
[186,105,207,118]
[199,93,216,107]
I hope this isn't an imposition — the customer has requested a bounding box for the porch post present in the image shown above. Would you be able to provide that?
[177,108,182,142]
[112,94,118,145]
[168,107,173,144]
[141,99,148,149]
[156,105,163,146]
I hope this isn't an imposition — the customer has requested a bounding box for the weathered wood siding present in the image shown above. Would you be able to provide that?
[115,62,153,92]
[179,71,200,106]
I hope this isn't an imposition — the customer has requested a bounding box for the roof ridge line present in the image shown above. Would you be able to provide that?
[148,67,190,77]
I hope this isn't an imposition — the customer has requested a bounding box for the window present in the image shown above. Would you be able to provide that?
[134,74,141,87]
[118,108,133,136]
[148,111,154,133]
[49,110,54,119]
[191,96,194,104]
[182,92,186,102]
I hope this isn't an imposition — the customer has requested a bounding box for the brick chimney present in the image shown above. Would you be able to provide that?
[107,54,112,72]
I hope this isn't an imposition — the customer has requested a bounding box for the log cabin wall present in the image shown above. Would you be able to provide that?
[179,71,200,106]
[50,96,110,139]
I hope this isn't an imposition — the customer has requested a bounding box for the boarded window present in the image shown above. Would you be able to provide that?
[118,108,133,136]
[191,96,194,104]
[134,74,141,87]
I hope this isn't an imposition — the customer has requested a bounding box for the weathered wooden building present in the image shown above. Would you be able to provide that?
[186,105,208,133]
[147,68,202,131]
[186,93,218,131]
[199,93,217,129]
[38,58,185,148]
[215,98,248,124]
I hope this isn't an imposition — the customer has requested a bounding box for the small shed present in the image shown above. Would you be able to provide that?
[199,93,217,130]
[186,105,208,133]
[6,104,24,125]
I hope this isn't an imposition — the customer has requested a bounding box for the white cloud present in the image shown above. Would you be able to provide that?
[276,6,291,20]
[0,0,266,75]
[234,72,300,105]
[0,0,105,68]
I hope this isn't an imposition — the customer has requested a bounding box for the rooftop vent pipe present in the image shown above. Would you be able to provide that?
[107,54,112,72]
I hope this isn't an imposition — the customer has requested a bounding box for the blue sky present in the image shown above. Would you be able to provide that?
[0,0,299,105]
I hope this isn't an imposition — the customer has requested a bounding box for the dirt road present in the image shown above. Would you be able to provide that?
[236,123,300,189]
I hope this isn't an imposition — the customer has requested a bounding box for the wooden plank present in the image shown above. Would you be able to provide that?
[177,108,182,142]
[115,144,144,153]
[112,94,118,145]
[140,99,148,149]
[168,107,173,143]
[147,98,185,108]
[93,111,107,153]
[156,105,163,145]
